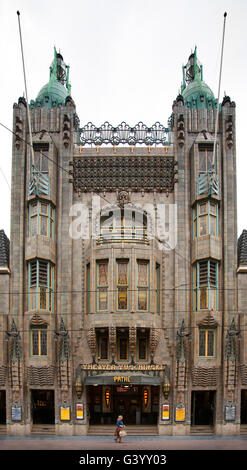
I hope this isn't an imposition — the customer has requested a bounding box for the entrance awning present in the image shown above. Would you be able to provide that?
[84,375,161,386]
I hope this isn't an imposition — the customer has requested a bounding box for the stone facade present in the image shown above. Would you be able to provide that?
[0,47,247,436]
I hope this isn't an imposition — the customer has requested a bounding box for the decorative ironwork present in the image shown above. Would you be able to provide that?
[71,155,177,193]
[197,171,219,196]
[77,121,170,146]
[29,169,50,196]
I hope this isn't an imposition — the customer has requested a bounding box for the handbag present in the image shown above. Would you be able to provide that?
[119,429,127,437]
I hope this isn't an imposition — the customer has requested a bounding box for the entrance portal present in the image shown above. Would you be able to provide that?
[31,390,55,425]
[87,385,159,425]
[241,390,247,424]
[191,391,215,426]
[0,391,6,424]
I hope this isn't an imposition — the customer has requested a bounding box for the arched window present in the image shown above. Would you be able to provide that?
[98,208,148,244]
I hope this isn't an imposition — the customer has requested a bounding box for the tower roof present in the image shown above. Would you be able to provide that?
[181,47,217,110]
[30,47,71,109]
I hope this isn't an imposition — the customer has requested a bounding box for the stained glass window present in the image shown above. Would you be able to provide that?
[199,146,213,173]
[34,145,49,172]
[28,260,55,312]
[31,327,47,356]
[137,261,149,311]
[29,201,55,239]
[193,200,218,239]
[193,259,218,311]
[199,329,216,357]
[97,261,108,311]
[117,260,128,310]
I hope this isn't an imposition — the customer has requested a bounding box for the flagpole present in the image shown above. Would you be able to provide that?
[212,12,227,171]
[17,11,34,170]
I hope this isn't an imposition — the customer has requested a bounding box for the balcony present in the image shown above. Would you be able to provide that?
[96,225,150,245]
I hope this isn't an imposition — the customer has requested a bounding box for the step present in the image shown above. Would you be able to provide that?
[0,425,6,435]
[31,424,56,435]
[88,425,158,436]
[240,425,247,435]
[190,425,215,435]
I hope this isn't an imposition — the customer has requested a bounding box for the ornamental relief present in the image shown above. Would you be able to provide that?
[70,155,177,193]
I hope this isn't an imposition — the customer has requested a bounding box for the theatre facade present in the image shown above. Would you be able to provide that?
[1,47,247,436]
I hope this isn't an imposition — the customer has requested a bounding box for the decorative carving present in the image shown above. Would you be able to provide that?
[30,314,49,327]
[87,327,97,362]
[78,121,170,147]
[177,114,185,147]
[192,367,219,386]
[55,319,71,401]
[176,319,190,361]
[117,190,130,208]
[0,366,7,386]
[15,115,23,149]
[225,318,240,391]
[149,328,160,364]
[71,155,177,193]
[109,326,117,363]
[225,318,240,360]
[8,320,21,363]
[27,366,56,385]
[239,365,247,385]
[129,327,137,364]
[225,115,233,149]
[197,310,218,329]
[6,320,22,401]
[63,113,71,147]
[57,318,70,362]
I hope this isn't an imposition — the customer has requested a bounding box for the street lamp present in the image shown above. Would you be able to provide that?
[163,376,171,400]
[75,370,83,399]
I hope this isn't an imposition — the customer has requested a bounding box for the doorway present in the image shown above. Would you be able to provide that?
[191,391,215,426]
[0,391,6,424]
[31,390,55,425]
[241,390,247,424]
[87,385,159,425]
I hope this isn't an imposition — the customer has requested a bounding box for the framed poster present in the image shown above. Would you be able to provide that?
[225,404,236,421]
[175,404,185,422]
[161,404,170,421]
[60,406,70,421]
[12,405,22,421]
[76,403,84,420]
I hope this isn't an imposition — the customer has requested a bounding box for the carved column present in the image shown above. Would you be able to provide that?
[57,319,71,403]
[109,326,117,364]
[86,327,97,363]
[225,318,240,402]
[7,320,22,403]
[129,327,136,364]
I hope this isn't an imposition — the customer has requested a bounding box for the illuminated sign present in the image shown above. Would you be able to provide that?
[114,376,131,383]
[76,403,84,420]
[175,404,185,422]
[60,406,70,421]
[161,404,170,421]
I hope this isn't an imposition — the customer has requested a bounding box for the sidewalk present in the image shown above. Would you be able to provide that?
[1,434,247,450]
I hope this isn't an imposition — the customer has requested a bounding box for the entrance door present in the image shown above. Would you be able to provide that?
[31,390,55,425]
[241,390,247,424]
[0,391,6,424]
[191,391,215,426]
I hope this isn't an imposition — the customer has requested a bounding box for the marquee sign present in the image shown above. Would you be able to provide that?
[81,364,166,371]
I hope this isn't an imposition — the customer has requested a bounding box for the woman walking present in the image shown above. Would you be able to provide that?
[114,415,125,443]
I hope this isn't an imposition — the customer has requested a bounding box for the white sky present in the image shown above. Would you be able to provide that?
[0,0,246,239]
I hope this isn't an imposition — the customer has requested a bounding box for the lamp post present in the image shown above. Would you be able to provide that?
[163,376,171,400]
[75,369,83,399]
